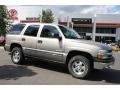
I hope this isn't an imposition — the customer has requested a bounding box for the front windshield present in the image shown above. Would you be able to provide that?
[59,25,81,39]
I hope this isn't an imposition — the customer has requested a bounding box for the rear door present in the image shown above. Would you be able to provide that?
[22,25,40,56]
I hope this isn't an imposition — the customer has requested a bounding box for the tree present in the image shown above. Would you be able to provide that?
[41,9,54,23]
[0,5,8,36]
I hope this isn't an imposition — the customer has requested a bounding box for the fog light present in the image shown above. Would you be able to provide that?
[97,50,107,60]
[97,54,104,60]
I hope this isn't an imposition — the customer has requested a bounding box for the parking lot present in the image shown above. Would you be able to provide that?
[0,47,120,85]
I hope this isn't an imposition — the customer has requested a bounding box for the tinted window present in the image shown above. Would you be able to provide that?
[24,25,39,37]
[40,25,59,38]
[9,24,25,34]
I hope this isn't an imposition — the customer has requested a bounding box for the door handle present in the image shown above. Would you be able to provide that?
[38,40,42,43]
[22,38,26,41]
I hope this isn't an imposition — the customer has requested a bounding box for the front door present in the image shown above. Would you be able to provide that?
[36,25,63,62]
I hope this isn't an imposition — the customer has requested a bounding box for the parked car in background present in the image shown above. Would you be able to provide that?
[104,40,120,51]
[116,40,120,48]
[104,40,112,46]
[0,36,5,46]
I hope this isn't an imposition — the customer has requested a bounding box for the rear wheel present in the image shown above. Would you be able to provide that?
[68,55,91,79]
[11,47,25,64]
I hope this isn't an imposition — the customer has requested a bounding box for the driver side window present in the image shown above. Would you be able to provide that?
[40,25,59,38]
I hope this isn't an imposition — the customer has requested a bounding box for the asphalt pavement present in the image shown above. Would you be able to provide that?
[0,47,120,85]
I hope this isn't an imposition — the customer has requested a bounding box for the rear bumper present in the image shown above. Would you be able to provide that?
[94,57,115,69]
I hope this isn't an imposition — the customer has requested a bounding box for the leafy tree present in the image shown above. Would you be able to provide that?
[41,9,54,23]
[0,5,8,36]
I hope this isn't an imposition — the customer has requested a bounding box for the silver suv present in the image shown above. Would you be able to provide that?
[4,23,115,79]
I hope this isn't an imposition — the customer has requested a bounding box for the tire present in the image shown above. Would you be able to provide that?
[68,55,91,79]
[11,47,25,64]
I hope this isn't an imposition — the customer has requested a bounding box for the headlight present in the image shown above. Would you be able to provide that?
[98,50,107,54]
[97,50,108,60]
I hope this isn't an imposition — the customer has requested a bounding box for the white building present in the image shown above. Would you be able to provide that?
[60,14,120,42]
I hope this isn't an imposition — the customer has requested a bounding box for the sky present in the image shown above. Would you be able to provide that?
[7,5,120,23]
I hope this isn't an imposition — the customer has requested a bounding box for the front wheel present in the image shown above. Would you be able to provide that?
[68,55,91,79]
[11,47,25,64]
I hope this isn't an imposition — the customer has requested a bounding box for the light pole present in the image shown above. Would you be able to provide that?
[71,22,74,29]
[67,16,69,27]
[92,14,96,41]
[40,8,43,23]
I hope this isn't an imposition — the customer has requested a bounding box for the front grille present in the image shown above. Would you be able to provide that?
[108,55,112,58]
[105,50,113,59]
[107,50,112,53]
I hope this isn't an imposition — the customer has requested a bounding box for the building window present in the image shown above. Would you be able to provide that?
[96,28,116,34]
[73,27,92,33]
[95,36,115,43]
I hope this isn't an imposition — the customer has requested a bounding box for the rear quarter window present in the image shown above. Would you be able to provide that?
[8,24,25,35]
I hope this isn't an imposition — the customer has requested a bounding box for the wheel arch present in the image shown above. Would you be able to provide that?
[66,50,94,66]
[10,43,22,52]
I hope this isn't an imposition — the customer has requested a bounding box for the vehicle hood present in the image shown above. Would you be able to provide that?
[68,39,112,50]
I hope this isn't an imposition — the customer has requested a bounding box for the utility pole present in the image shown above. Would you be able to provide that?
[71,22,74,29]
[92,14,96,41]
[40,8,43,23]
[58,17,61,24]
[67,16,69,27]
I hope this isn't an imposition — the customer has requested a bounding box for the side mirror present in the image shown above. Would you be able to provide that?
[58,36,62,41]
[54,33,62,41]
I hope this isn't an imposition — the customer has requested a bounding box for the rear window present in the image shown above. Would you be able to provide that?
[8,24,25,35]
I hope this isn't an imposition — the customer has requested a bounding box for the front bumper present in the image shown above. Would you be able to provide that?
[94,57,115,69]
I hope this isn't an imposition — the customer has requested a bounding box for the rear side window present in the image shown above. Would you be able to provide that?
[9,24,25,35]
[24,25,39,37]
